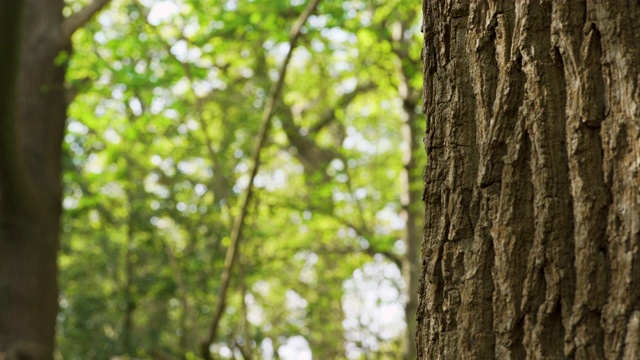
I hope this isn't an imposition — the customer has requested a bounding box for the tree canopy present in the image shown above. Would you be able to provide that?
[56,0,423,358]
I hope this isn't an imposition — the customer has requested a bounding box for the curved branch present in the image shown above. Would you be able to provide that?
[309,81,376,133]
[278,104,337,174]
[60,0,111,40]
[200,0,323,358]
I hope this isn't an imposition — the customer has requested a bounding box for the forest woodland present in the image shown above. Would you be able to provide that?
[1,0,423,359]
[418,1,640,359]
[2,0,640,360]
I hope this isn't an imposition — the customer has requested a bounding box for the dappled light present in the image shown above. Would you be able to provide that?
[6,1,640,359]
[0,0,422,358]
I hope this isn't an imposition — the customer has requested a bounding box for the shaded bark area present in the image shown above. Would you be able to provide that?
[0,1,109,358]
[417,1,640,359]
[0,2,67,358]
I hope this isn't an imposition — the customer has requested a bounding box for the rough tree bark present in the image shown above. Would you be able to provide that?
[417,1,640,359]
[0,1,109,358]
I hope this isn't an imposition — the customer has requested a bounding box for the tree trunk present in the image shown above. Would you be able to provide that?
[400,99,422,360]
[123,209,136,355]
[0,1,108,358]
[0,2,67,358]
[417,1,640,359]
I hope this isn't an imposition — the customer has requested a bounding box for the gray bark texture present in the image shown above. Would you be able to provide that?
[417,1,640,359]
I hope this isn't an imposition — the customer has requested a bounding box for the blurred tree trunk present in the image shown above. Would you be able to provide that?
[417,1,640,359]
[389,18,423,360]
[400,97,421,360]
[0,1,108,358]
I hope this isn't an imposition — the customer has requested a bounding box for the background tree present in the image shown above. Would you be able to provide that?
[0,1,109,358]
[418,1,640,359]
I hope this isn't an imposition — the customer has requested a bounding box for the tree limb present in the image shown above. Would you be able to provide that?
[200,0,323,358]
[278,104,337,174]
[309,81,376,133]
[272,200,403,269]
[277,81,375,175]
[60,0,111,40]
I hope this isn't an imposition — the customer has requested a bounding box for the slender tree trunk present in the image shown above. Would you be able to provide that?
[0,1,109,358]
[164,241,193,356]
[398,55,422,360]
[417,1,640,359]
[400,99,422,360]
[123,211,136,355]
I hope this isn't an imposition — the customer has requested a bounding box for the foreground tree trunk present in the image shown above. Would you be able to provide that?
[0,1,108,358]
[417,1,640,359]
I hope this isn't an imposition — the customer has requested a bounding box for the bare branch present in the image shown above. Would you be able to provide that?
[273,200,403,269]
[309,81,376,133]
[60,0,111,40]
[200,0,323,358]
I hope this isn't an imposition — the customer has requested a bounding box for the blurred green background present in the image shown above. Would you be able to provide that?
[58,0,423,358]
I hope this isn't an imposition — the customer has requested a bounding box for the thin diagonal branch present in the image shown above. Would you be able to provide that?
[309,81,376,133]
[60,0,111,40]
[200,0,322,358]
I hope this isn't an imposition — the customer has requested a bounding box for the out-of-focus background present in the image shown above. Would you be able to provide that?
[58,0,423,358]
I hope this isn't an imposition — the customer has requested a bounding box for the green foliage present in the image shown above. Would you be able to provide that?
[58,0,422,358]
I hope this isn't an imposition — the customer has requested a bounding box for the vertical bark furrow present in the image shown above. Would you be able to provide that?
[477,2,519,190]
[468,1,499,136]
[623,311,640,359]
[473,22,526,357]
[492,120,533,360]
[419,1,488,357]
[417,167,447,359]
[596,2,640,357]
[444,12,485,360]
[515,2,575,359]
[464,186,497,358]
[464,4,525,358]
[558,13,611,357]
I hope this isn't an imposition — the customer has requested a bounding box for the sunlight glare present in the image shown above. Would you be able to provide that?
[147,0,180,26]
[278,336,312,360]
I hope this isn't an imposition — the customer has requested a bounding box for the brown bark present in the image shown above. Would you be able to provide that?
[0,3,67,358]
[0,1,109,358]
[0,0,28,214]
[417,1,640,359]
